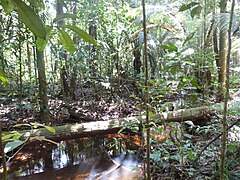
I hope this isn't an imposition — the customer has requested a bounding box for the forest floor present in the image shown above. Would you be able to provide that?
[0,83,141,131]
[1,83,240,179]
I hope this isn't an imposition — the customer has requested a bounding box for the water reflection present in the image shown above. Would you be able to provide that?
[6,134,141,179]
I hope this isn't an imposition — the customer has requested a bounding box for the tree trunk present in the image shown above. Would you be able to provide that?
[70,2,78,100]
[56,0,69,96]
[36,48,49,121]
[26,35,32,85]
[89,0,99,100]
[218,0,228,101]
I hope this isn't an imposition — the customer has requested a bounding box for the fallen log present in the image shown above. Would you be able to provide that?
[13,103,227,141]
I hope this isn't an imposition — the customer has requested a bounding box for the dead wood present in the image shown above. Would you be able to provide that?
[15,104,226,141]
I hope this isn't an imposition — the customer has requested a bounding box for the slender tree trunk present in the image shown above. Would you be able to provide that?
[220,1,235,179]
[18,39,23,109]
[33,37,38,88]
[56,0,69,96]
[26,35,32,85]
[218,0,228,101]
[36,47,49,121]
[142,0,150,179]
[70,2,78,100]
[0,31,4,71]
[89,0,99,101]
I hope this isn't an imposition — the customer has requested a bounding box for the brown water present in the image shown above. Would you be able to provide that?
[3,134,142,180]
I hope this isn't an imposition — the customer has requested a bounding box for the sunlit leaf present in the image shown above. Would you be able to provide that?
[59,29,77,55]
[53,13,78,24]
[2,132,22,142]
[188,150,195,160]
[1,0,14,13]
[43,126,56,134]
[4,140,24,153]
[0,68,8,85]
[149,111,154,118]
[11,0,46,39]
[148,79,155,85]
[65,25,98,46]
[179,2,199,12]
[190,5,202,18]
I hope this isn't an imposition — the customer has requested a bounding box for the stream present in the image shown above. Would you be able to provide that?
[3,134,142,180]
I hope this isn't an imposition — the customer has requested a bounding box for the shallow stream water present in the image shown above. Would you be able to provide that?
[3,134,142,180]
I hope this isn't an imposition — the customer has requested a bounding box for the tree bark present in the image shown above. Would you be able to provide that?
[218,0,228,101]
[36,48,49,121]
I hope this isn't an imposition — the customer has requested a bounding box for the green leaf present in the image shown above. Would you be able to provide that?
[160,44,178,52]
[36,38,47,51]
[65,25,98,46]
[149,111,154,118]
[1,0,14,13]
[53,13,78,24]
[179,2,199,12]
[183,31,196,46]
[228,142,237,151]
[59,29,77,55]
[190,77,198,88]
[4,140,24,153]
[2,132,22,142]
[190,5,202,18]
[188,150,195,160]
[148,79,155,85]
[43,126,56,134]
[0,68,8,85]
[36,25,53,51]
[10,0,46,39]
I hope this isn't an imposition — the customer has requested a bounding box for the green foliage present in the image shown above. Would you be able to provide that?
[179,2,199,12]
[36,26,53,51]
[3,122,56,156]
[4,140,24,153]
[10,0,46,39]
[53,13,78,24]
[160,43,178,52]
[0,68,8,85]
[65,25,98,46]
[0,0,14,13]
[190,5,202,18]
[59,29,77,55]
[179,2,202,18]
